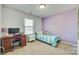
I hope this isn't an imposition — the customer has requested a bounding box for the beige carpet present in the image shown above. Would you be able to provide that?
[5,40,77,55]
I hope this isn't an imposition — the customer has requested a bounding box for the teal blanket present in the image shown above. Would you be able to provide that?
[36,35,60,47]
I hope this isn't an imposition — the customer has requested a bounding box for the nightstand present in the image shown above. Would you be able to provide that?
[27,34,35,42]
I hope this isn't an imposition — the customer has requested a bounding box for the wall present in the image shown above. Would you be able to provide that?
[43,8,77,46]
[0,5,2,37]
[78,8,79,40]
[2,6,42,35]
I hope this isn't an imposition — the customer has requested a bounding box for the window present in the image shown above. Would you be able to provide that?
[24,18,34,34]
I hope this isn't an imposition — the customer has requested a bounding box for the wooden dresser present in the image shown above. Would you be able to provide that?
[2,36,13,52]
[21,35,26,47]
[2,34,26,53]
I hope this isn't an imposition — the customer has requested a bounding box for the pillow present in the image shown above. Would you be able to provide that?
[43,32,51,35]
[36,31,51,35]
[36,31,43,35]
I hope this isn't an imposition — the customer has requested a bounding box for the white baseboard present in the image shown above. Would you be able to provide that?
[61,41,77,47]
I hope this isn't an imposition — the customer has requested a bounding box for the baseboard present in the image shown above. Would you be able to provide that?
[61,41,77,47]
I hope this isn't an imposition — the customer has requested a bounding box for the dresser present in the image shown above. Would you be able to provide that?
[2,36,13,52]
[21,35,26,47]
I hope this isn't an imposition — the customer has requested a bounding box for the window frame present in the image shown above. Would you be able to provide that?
[24,18,34,35]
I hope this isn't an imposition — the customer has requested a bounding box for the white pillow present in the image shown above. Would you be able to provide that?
[36,31,43,35]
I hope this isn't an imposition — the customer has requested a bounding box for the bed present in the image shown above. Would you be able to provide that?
[35,32,60,47]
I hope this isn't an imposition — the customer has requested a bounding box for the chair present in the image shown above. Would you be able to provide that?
[27,34,35,42]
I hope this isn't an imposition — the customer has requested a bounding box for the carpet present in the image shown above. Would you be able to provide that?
[5,40,77,55]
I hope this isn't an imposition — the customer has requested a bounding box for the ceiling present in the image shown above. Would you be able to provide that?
[3,4,78,18]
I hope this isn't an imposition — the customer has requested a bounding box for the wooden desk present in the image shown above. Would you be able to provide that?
[2,34,26,53]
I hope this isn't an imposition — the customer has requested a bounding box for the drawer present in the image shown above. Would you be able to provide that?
[3,40,11,44]
[3,44,11,48]
[3,40,11,43]
[4,45,12,50]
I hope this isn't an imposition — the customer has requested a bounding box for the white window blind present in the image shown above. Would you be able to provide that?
[24,18,34,34]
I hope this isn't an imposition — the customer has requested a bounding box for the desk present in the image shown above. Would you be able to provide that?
[1,34,26,53]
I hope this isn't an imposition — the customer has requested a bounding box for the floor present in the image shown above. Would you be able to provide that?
[5,40,77,55]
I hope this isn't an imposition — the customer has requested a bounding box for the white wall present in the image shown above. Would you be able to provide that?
[0,5,1,27]
[0,5,2,37]
[2,6,42,35]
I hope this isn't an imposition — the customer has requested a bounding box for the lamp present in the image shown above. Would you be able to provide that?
[40,4,47,9]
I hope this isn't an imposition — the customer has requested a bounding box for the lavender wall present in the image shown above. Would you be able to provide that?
[43,8,77,46]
